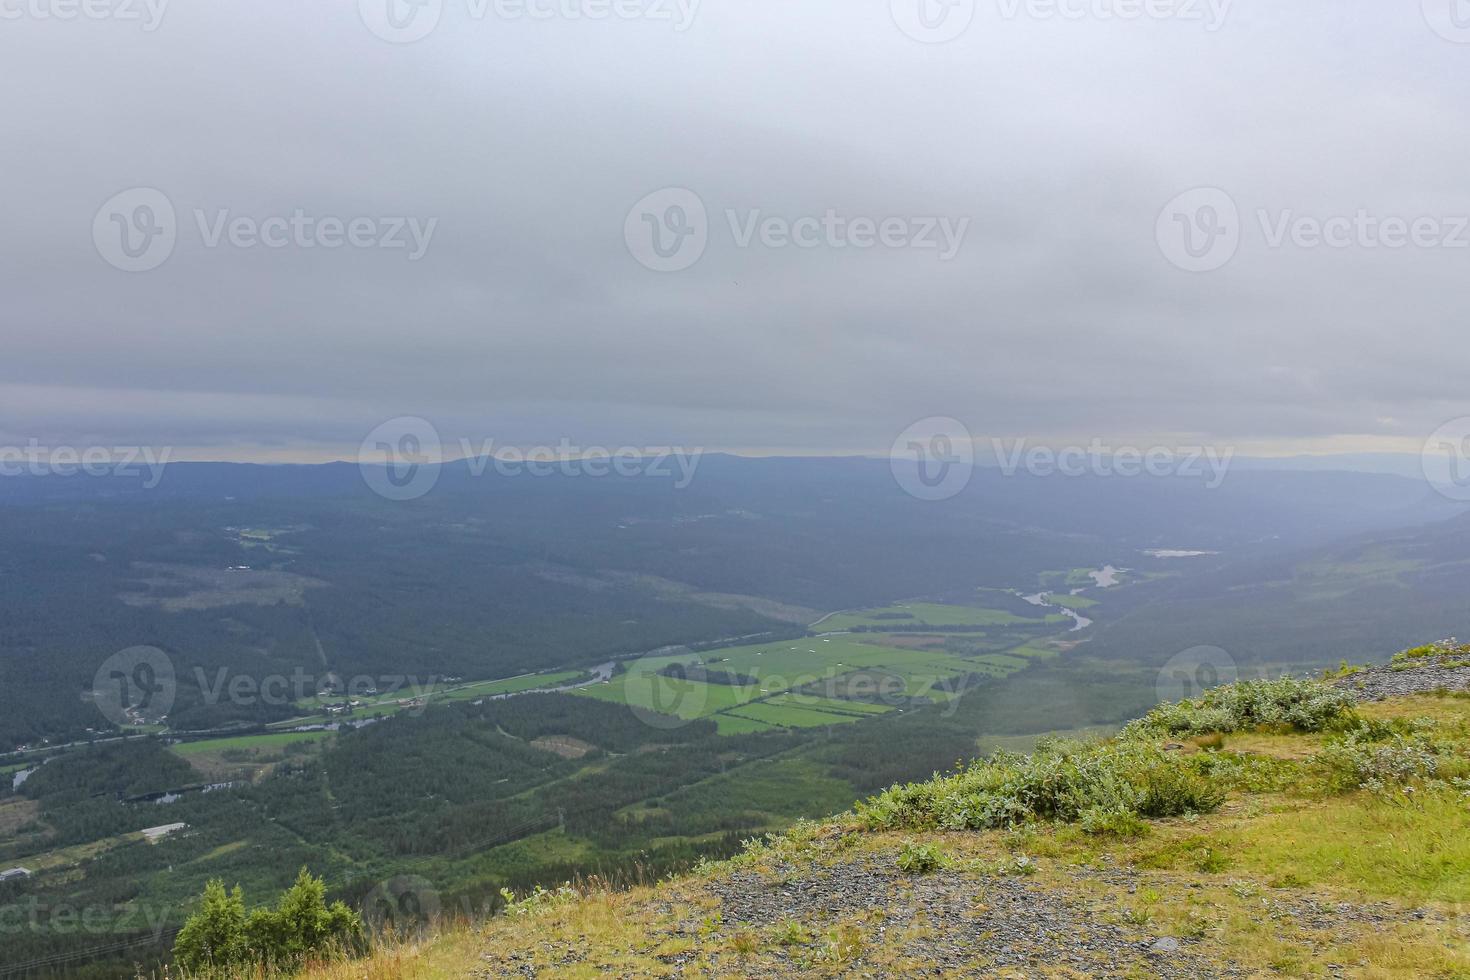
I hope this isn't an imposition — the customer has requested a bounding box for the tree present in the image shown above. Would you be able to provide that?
[172,880,248,971]
[173,869,362,972]
[245,867,362,965]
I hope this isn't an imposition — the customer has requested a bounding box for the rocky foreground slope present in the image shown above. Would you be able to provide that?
[302,651,1470,979]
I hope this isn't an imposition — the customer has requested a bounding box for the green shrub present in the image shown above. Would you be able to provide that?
[1315,728,1445,795]
[1125,677,1357,738]
[1078,806,1149,837]
[895,840,945,874]
[173,869,361,973]
[1392,638,1470,663]
[857,739,1222,833]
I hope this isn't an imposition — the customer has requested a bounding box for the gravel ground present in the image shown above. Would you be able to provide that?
[1333,655,1470,701]
[701,858,1245,979]
[479,856,1435,979]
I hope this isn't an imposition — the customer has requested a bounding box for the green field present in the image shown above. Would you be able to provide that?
[576,635,1046,730]
[710,713,778,734]
[1046,593,1099,610]
[817,603,1040,633]
[171,731,328,756]
[723,700,869,729]
[1039,568,1106,589]
[1005,643,1061,661]
[772,693,893,716]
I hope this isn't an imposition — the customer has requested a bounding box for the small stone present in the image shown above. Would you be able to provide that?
[1150,936,1181,953]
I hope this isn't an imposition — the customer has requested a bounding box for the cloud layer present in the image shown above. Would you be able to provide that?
[2,1,1467,458]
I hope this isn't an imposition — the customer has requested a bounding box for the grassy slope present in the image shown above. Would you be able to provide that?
[300,681,1470,979]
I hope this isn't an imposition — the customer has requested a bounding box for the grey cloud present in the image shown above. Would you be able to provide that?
[0,1,1467,457]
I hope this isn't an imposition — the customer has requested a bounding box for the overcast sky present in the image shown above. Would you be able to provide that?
[1,0,1467,461]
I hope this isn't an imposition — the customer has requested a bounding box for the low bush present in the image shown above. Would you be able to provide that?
[1124,677,1357,738]
[895,840,945,873]
[856,739,1222,833]
[1392,638,1470,663]
[1078,805,1149,837]
[1313,718,1468,795]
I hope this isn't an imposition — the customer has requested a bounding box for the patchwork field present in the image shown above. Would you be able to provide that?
[575,628,1067,733]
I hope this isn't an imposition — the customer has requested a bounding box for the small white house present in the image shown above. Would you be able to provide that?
[0,867,32,882]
